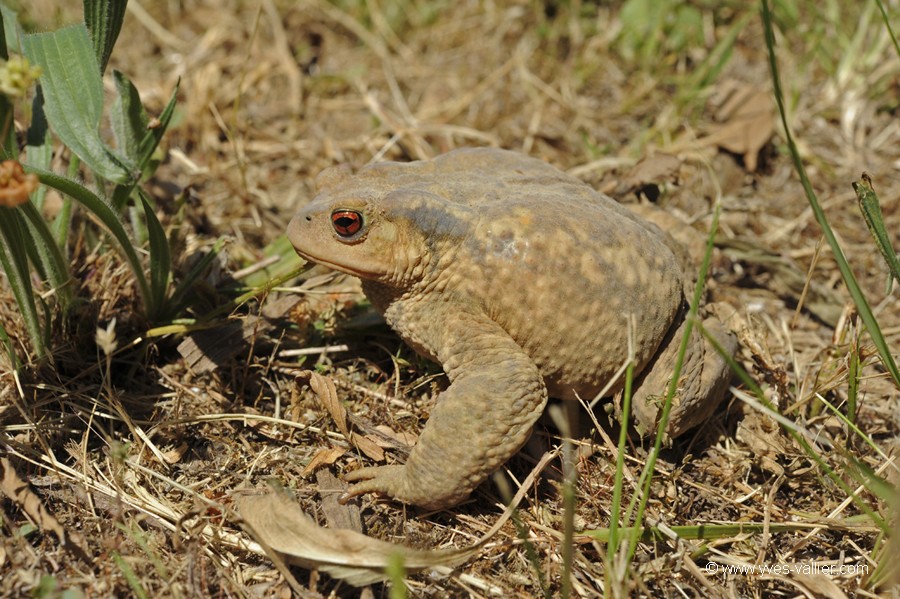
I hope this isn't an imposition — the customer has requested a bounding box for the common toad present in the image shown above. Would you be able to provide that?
[288,148,736,510]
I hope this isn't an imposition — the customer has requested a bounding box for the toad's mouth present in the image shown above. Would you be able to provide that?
[290,242,385,281]
[292,249,365,278]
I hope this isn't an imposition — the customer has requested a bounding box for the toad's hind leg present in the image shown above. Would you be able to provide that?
[630,312,737,439]
[343,311,548,511]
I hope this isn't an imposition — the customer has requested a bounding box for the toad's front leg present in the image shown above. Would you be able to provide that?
[342,308,548,511]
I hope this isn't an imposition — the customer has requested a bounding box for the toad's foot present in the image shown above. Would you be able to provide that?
[631,309,737,439]
[340,465,412,505]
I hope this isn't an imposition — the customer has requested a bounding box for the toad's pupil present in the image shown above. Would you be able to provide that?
[332,211,362,236]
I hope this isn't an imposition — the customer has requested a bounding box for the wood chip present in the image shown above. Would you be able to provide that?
[315,469,362,533]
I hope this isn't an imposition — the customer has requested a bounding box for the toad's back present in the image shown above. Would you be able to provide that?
[355,148,686,400]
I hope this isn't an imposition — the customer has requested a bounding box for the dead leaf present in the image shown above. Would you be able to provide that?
[301,447,347,477]
[736,403,790,476]
[786,572,850,599]
[299,371,385,461]
[350,433,385,462]
[0,457,90,562]
[613,153,682,198]
[373,425,418,448]
[238,489,475,586]
[299,371,350,438]
[699,80,775,172]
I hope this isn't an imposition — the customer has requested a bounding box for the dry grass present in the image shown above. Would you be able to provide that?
[1,0,899,597]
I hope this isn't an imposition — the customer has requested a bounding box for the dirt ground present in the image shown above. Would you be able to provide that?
[1,0,898,597]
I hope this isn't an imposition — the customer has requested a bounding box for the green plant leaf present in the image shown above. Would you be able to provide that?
[22,91,72,302]
[0,95,12,159]
[873,0,900,60]
[22,25,134,185]
[26,166,152,318]
[0,4,22,55]
[24,88,52,211]
[139,191,170,320]
[854,173,900,291]
[0,4,7,61]
[138,77,179,171]
[0,5,16,157]
[0,207,46,357]
[0,319,21,370]
[110,74,179,210]
[110,70,149,164]
[83,0,128,74]
[18,201,73,307]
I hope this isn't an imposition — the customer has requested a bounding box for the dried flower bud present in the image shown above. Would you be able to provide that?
[0,160,39,207]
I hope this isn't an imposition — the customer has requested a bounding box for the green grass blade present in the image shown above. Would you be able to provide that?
[0,3,14,157]
[680,12,751,104]
[844,454,896,505]
[760,0,900,389]
[136,77,179,172]
[815,392,897,472]
[240,234,305,288]
[27,165,151,315]
[385,552,407,599]
[18,89,73,305]
[115,521,170,580]
[205,262,309,321]
[847,337,860,424]
[0,95,12,159]
[548,404,577,598]
[110,550,149,599]
[0,207,46,357]
[0,5,6,60]
[872,0,900,59]
[700,325,889,534]
[22,25,134,185]
[605,345,635,594]
[82,0,128,74]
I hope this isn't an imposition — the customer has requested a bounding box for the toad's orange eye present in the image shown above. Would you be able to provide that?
[331,210,363,238]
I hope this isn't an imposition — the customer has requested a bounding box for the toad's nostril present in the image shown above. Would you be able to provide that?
[306,215,312,221]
